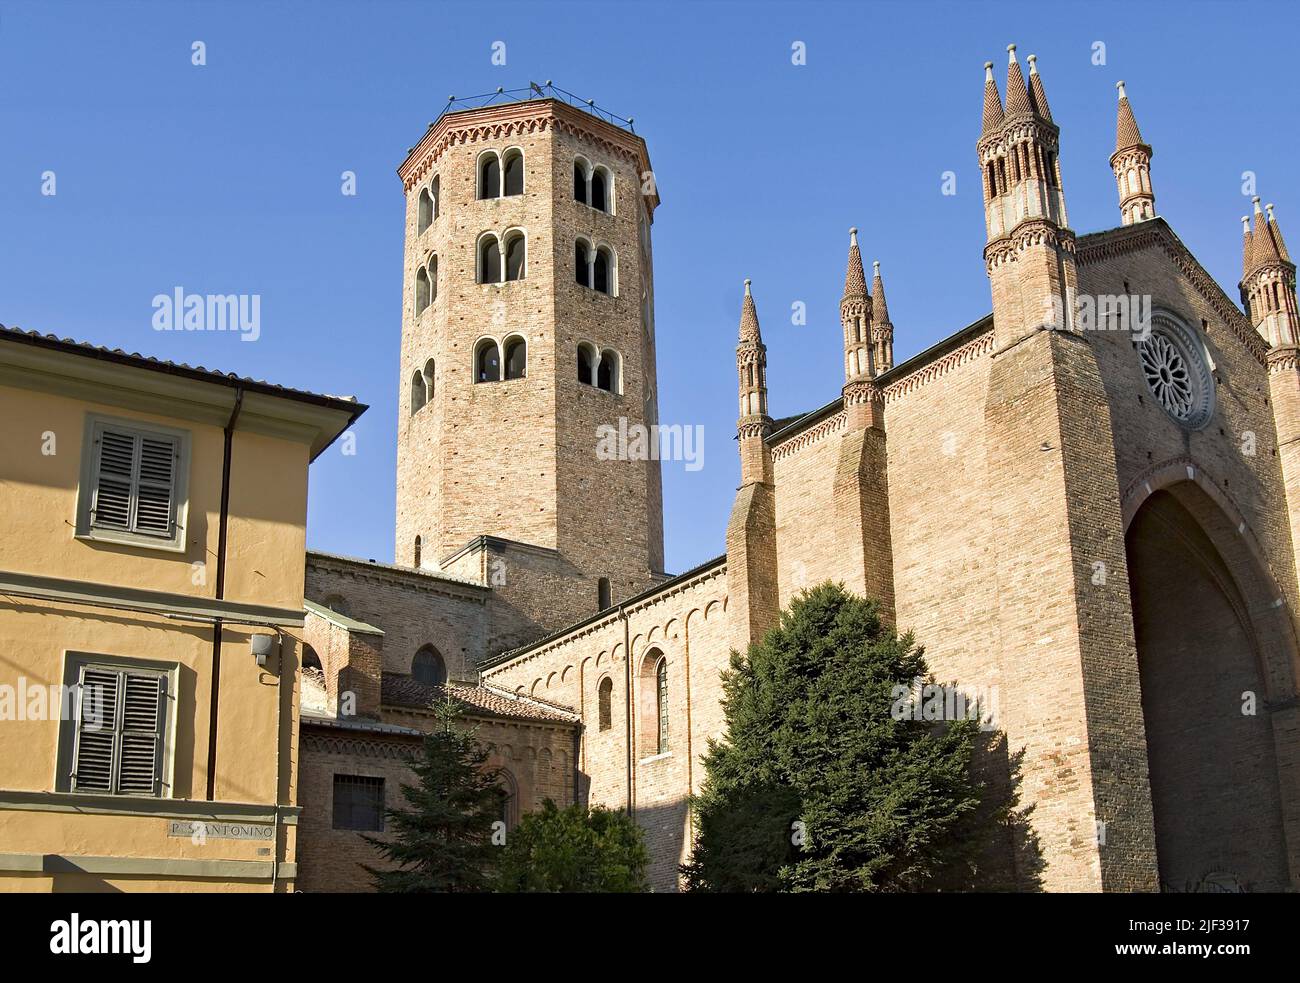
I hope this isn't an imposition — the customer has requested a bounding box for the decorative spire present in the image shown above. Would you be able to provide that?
[871,260,894,374]
[1004,44,1032,116]
[1111,81,1155,225]
[1266,203,1291,263]
[1242,214,1254,278]
[981,61,1004,136]
[1115,81,1146,152]
[1026,54,1053,121]
[871,260,891,325]
[739,277,762,343]
[843,227,867,298]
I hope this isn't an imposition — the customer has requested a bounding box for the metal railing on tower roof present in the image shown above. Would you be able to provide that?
[427,81,637,134]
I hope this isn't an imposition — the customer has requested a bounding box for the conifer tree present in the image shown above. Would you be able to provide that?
[682,582,1020,892]
[364,699,506,892]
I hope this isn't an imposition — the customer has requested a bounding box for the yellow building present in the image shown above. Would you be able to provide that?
[0,326,363,892]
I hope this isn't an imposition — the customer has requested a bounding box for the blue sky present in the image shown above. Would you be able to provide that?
[2,0,1296,573]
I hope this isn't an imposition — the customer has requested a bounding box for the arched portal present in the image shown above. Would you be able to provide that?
[1125,482,1293,891]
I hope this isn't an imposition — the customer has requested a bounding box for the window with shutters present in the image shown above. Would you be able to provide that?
[76,416,190,551]
[57,655,174,797]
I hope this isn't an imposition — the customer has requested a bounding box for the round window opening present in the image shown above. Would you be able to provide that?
[1137,314,1214,429]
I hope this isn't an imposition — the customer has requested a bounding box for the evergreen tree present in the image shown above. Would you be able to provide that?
[364,699,506,892]
[682,582,1019,892]
[496,800,650,892]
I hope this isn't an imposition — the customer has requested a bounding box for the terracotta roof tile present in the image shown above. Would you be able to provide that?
[381,673,578,723]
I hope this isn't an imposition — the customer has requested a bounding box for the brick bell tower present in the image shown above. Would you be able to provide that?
[394,90,665,629]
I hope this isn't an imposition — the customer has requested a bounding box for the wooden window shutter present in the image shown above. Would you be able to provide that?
[91,426,178,538]
[71,664,166,796]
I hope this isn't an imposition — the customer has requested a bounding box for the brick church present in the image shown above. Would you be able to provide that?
[296,50,1300,893]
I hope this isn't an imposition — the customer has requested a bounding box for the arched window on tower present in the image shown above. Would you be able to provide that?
[503,232,526,281]
[412,646,447,686]
[503,335,527,380]
[577,343,596,385]
[427,255,438,304]
[598,576,611,610]
[593,247,614,295]
[417,187,433,234]
[503,149,524,196]
[573,160,588,204]
[431,175,440,219]
[479,235,501,284]
[590,168,608,213]
[415,266,431,315]
[597,349,619,393]
[479,153,501,199]
[475,339,501,383]
[598,676,613,731]
[410,369,426,414]
[413,536,422,568]
[575,240,591,287]
[423,358,435,403]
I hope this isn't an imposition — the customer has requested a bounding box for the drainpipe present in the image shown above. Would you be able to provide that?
[206,387,243,800]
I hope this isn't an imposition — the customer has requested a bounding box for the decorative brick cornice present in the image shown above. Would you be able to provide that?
[884,328,995,403]
[399,99,654,205]
[302,732,418,760]
[1267,345,1300,374]
[1077,219,1269,366]
[770,410,846,462]
[842,378,884,407]
[737,417,771,441]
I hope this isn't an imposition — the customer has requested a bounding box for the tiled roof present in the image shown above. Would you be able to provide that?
[381,674,579,723]
[1027,57,1053,121]
[981,63,1004,136]
[1004,49,1032,117]
[0,323,365,413]
[871,261,891,325]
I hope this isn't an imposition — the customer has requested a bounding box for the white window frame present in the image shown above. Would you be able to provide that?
[55,652,178,799]
[75,414,191,553]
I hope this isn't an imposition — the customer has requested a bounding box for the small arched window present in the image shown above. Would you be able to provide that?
[498,771,517,828]
[413,536,422,568]
[322,595,349,616]
[573,161,588,204]
[475,339,501,383]
[415,266,431,314]
[591,169,608,213]
[598,576,611,610]
[427,255,438,304]
[479,153,500,199]
[412,646,446,685]
[479,236,501,284]
[598,676,613,731]
[575,240,591,287]
[593,247,612,294]
[417,188,433,234]
[656,657,668,754]
[423,358,435,403]
[431,175,440,219]
[503,336,527,380]
[302,645,323,672]
[503,149,524,196]
[577,343,596,385]
[504,233,526,281]
[598,349,619,393]
[410,369,426,414]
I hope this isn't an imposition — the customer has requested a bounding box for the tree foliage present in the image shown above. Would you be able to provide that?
[682,582,1021,892]
[496,800,650,892]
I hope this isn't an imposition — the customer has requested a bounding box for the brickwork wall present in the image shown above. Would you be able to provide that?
[306,553,489,682]
[481,563,730,891]
[297,713,576,893]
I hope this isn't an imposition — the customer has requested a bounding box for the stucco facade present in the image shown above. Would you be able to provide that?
[0,328,362,891]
